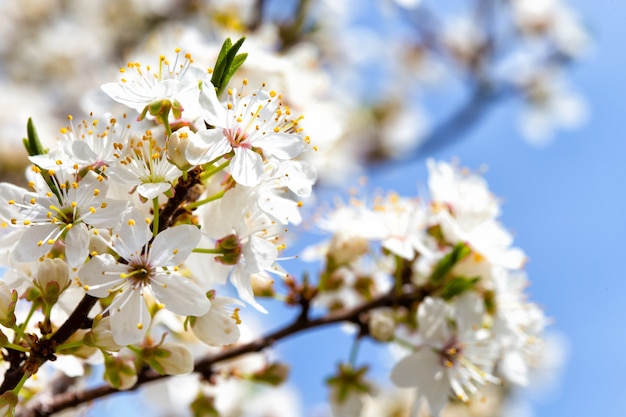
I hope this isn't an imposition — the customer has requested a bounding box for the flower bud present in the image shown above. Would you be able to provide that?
[328,234,369,265]
[34,258,70,305]
[85,316,124,352]
[0,392,17,417]
[56,329,97,358]
[166,127,195,171]
[327,364,374,417]
[191,296,241,347]
[147,343,194,375]
[103,354,137,390]
[0,282,17,328]
[368,308,396,342]
[214,234,243,265]
[250,362,290,386]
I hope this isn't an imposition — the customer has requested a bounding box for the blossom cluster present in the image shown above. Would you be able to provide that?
[0,0,590,183]
[308,160,546,416]
[0,32,550,417]
[0,43,315,412]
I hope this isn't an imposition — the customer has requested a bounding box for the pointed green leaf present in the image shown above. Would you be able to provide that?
[26,117,46,156]
[430,242,471,283]
[218,53,248,97]
[440,276,480,300]
[210,38,234,90]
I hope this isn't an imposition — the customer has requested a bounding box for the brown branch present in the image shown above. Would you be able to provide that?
[19,287,427,417]
[0,295,98,395]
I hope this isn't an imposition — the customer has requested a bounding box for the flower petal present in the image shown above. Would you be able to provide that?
[150,272,211,316]
[111,290,150,346]
[230,148,264,187]
[149,224,201,267]
[253,132,304,160]
[12,224,59,263]
[65,223,90,268]
[390,350,450,415]
[199,81,228,127]
[113,209,151,260]
[187,130,232,165]
[192,297,241,346]
[243,236,277,272]
[230,265,267,313]
[79,254,126,298]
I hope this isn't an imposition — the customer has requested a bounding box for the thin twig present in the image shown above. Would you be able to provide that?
[20,286,426,417]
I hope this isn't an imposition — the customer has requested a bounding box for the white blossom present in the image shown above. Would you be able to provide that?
[391,295,499,415]
[79,208,211,345]
[190,81,306,187]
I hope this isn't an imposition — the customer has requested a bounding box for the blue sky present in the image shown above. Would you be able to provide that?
[275,1,626,416]
[1,1,620,415]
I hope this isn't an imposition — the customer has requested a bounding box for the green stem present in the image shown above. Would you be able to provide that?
[11,324,27,341]
[152,198,159,237]
[161,114,172,138]
[201,160,230,180]
[5,343,27,353]
[393,336,418,351]
[348,338,361,367]
[394,255,404,295]
[55,340,86,352]
[201,155,225,169]
[185,189,226,210]
[11,373,29,395]
[127,345,142,355]
[18,303,38,333]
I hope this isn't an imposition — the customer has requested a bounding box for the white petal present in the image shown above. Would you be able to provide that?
[150,272,211,316]
[243,236,277,273]
[79,255,126,298]
[0,183,31,218]
[253,132,304,160]
[418,297,451,346]
[187,130,232,165]
[199,81,228,127]
[137,182,171,200]
[230,148,264,187]
[69,141,98,164]
[454,292,484,336]
[113,209,151,260]
[149,224,201,266]
[13,224,59,263]
[230,265,267,313]
[101,83,144,111]
[85,199,129,229]
[500,350,528,386]
[390,350,450,415]
[65,223,90,267]
[257,192,301,225]
[192,300,241,346]
[111,290,150,346]
[391,350,437,387]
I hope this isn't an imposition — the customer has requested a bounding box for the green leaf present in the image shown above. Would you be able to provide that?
[440,276,480,300]
[25,117,46,156]
[249,362,290,386]
[210,37,247,97]
[218,53,248,96]
[430,242,471,283]
[211,38,233,85]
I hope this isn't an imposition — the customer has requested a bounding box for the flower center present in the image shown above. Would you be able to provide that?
[124,258,155,288]
[224,128,250,149]
[214,233,243,265]
[439,337,463,368]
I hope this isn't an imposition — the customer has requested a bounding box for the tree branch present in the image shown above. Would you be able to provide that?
[19,286,427,417]
[0,295,98,395]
